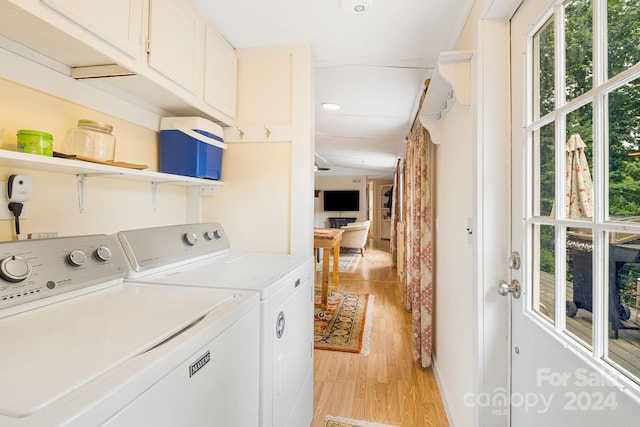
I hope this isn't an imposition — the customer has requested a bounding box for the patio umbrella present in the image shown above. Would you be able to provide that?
[565,133,593,219]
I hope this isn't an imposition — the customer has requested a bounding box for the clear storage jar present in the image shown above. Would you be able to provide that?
[64,120,116,161]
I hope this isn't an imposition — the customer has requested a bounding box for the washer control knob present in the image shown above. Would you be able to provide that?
[94,246,113,262]
[67,250,87,267]
[204,230,215,240]
[0,255,33,282]
[183,232,198,246]
[213,229,224,239]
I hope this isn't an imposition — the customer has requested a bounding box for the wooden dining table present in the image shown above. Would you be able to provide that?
[313,228,344,313]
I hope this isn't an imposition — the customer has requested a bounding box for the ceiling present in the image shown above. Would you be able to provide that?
[192,0,474,178]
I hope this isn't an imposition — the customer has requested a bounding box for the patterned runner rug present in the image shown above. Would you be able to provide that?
[315,252,361,273]
[324,415,397,427]
[314,292,374,354]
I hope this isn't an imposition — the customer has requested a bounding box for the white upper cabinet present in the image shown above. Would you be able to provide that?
[204,27,237,122]
[0,0,237,128]
[147,0,204,96]
[41,0,143,59]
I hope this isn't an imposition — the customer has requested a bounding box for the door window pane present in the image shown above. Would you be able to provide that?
[565,0,593,101]
[533,18,555,119]
[566,227,593,347]
[533,123,556,217]
[607,77,640,220]
[608,0,640,79]
[533,224,556,323]
[565,103,594,219]
[605,230,640,384]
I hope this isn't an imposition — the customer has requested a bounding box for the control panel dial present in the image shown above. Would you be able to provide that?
[67,250,88,267]
[94,246,113,262]
[183,232,198,246]
[0,255,33,282]
[213,229,224,239]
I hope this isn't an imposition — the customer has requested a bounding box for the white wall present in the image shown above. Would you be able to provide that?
[203,46,314,255]
[433,102,476,427]
[314,175,367,228]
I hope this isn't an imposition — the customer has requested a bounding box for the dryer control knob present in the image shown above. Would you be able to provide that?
[183,232,198,246]
[204,230,215,240]
[0,255,32,282]
[67,250,87,267]
[94,246,113,262]
[213,229,224,239]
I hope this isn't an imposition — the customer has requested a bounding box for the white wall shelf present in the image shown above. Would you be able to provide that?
[418,50,472,144]
[0,149,222,213]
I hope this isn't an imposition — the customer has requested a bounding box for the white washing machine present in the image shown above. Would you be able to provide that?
[0,234,260,426]
[116,222,315,427]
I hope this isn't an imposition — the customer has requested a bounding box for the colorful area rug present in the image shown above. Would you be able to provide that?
[324,415,397,427]
[315,252,361,273]
[314,292,374,354]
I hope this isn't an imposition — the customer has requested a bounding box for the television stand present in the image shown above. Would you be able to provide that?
[328,217,357,228]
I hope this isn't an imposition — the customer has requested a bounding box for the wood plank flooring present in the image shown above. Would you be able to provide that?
[538,271,640,380]
[311,239,449,427]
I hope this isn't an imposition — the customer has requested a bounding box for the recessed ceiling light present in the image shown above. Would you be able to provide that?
[321,102,341,111]
[354,4,366,12]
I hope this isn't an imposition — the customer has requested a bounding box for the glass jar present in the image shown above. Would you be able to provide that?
[64,120,116,161]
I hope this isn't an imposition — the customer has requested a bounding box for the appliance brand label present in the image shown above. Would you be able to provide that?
[189,351,211,377]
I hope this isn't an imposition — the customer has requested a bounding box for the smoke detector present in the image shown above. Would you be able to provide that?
[341,0,372,13]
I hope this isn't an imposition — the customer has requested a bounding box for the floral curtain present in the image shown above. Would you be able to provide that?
[403,90,434,368]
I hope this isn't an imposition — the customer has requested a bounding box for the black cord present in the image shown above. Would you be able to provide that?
[8,202,23,236]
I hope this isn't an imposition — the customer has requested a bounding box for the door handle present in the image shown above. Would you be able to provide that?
[497,279,521,299]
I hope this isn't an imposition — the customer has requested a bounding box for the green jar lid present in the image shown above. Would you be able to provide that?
[17,129,53,140]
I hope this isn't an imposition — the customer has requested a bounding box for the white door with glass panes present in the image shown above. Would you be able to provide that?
[510,0,640,424]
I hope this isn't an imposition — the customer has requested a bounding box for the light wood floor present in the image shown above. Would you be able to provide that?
[311,239,450,427]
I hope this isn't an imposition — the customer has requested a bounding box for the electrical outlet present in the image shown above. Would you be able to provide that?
[0,181,28,220]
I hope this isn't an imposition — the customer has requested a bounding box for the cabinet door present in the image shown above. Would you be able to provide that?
[204,27,237,121]
[41,0,142,58]
[148,0,203,95]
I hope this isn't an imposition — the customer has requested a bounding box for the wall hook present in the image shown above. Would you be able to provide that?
[238,128,245,139]
[264,126,271,138]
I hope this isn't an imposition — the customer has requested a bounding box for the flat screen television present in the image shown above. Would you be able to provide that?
[323,190,359,211]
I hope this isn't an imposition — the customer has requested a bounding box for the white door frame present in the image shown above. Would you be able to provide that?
[474,1,523,425]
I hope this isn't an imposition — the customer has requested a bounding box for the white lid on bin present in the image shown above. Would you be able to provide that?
[160,116,226,150]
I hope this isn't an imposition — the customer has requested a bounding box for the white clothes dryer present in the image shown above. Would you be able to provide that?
[116,222,315,427]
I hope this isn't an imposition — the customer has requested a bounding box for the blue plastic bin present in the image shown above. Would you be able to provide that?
[159,117,226,180]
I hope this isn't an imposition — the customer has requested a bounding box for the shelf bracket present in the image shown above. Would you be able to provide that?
[77,174,87,213]
[151,182,158,211]
[418,50,473,144]
[76,173,121,213]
